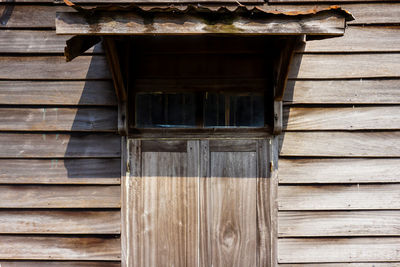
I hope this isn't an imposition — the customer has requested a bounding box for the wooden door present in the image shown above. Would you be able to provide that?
[125,139,271,267]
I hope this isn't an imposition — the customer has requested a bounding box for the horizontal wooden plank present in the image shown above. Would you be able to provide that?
[284,106,400,130]
[263,4,400,25]
[302,26,400,53]
[280,132,400,157]
[279,211,400,237]
[278,184,400,210]
[279,263,400,267]
[0,133,120,158]
[0,107,117,132]
[1,4,399,27]
[0,185,120,208]
[0,81,116,106]
[56,11,344,35]
[209,139,257,152]
[284,79,400,104]
[0,210,120,234]
[279,238,400,263]
[0,6,71,28]
[0,262,120,267]
[0,56,110,80]
[0,30,103,53]
[0,235,120,260]
[290,54,400,79]
[0,159,120,184]
[279,158,400,184]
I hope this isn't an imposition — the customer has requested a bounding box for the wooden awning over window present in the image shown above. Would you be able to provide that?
[56,5,353,36]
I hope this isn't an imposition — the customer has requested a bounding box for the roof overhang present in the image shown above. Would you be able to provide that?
[55,4,353,135]
[56,5,353,36]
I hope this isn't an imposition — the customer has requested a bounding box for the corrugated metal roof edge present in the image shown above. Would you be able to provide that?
[62,1,354,22]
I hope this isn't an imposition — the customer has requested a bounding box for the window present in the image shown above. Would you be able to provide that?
[125,35,277,132]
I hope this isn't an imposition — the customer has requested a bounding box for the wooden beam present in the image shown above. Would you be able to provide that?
[56,12,346,35]
[103,37,128,135]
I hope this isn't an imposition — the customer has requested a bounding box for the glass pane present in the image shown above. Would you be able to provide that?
[204,92,264,127]
[136,93,197,128]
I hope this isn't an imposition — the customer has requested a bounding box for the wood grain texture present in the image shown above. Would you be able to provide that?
[279,158,400,184]
[284,106,400,130]
[1,4,399,27]
[0,6,71,28]
[0,107,116,132]
[0,133,120,158]
[56,11,344,35]
[0,185,120,208]
[302,26,400,52]
[280,131,400,157]
[0,56,110,80]
[279,211,400,237]
[261,4,400,25]
[0,235,120,260]
[289,54,400,79]
[278,184,400,210]
[0,210,120,234]
[284,79,400,104]
[0,262,121,267]
[256,140,271,267]
[207,151,257,266]
[278,238,400,263]
[133,149,198,266]
[279,263,400,267]
[0,158,120,184]
[0,81,116,106]
[0,30,103,53]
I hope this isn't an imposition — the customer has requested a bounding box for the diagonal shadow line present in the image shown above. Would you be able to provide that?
[0,0,15,26]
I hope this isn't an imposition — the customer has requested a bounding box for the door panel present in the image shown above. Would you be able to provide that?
[127,139,270,267]
[209,151,257,266]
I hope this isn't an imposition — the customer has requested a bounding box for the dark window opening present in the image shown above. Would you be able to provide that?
[119,35,282,131]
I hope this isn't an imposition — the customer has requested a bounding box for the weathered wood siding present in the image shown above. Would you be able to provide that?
[280,1,400,265]
[0,3,120,265]
[1,0,399,265]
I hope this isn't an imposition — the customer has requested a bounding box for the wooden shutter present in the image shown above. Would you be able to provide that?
[125,139,271,267]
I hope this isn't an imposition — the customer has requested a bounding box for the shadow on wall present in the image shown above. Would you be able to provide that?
[278,40,304,154]
[64,46,121,180]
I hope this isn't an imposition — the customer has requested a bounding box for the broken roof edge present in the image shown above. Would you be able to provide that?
[62,0,354,22]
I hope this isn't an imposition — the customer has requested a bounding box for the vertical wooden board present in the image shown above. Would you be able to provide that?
[186,141,200,267]
[278,238,400,263]
[199,140,211,267]
[256,140,271,267]
[139,150,198,266]
[209,151,257,267]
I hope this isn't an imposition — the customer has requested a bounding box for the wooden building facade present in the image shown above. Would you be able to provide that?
[0,0,399,266]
